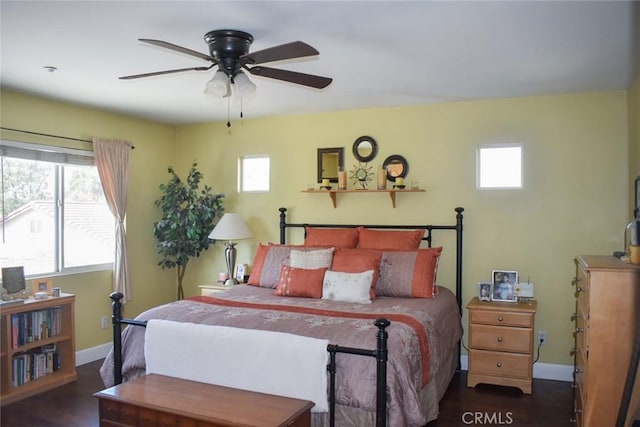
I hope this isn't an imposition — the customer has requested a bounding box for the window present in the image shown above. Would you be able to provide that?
[239,155,270,192]
[0,140,115,277]
[477,144,523,189]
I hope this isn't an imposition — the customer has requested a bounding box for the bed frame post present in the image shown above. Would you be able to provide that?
[110,292,125,385]
[375,318,390,427]
[454,207,464,370]
[279,207,287,244]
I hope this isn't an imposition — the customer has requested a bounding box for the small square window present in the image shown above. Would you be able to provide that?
[240,156,270,192]
[477,144,523,189]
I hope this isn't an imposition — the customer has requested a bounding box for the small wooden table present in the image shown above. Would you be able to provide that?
[94,374,314,427]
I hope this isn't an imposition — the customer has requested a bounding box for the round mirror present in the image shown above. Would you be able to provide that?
[352,136,378,163]
[382,155,409,182]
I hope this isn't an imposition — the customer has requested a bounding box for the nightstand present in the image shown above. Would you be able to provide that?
[467,296,537,394]
[198,284,234,295]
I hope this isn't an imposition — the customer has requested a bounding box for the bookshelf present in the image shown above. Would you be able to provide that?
[0,294,77,405]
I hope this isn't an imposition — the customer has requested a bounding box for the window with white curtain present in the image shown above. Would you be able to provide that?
[477,144,523,189]
[0,140,114,277]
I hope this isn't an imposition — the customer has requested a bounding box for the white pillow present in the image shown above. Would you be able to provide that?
[290,247,334,269]
[322,270,373,304]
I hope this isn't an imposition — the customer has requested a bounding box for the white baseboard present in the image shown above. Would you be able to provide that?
[460,355,573,382]
[76,342,111,366]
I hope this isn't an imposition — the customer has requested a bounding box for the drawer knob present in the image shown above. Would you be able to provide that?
[497,316,503,321]
[575,408,582,414]
[575,367,583,374]
[571,276,579,287]
[575,327,583,334]
[571,313,578,321]
[496,362,502,368]
[497,337,503,342]
[570,348,578,356]
[576,286,584,293]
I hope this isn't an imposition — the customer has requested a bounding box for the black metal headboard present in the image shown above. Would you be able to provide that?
[278,206,465,367]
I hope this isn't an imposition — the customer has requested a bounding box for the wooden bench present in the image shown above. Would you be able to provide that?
[93,374,314,427]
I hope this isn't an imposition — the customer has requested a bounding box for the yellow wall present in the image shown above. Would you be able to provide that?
[629,74,640,216]
[0,88,631,368]
[0,90,177,350]
[176,91,628,366]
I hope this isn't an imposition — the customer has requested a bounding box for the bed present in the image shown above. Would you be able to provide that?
[100,207,465,426]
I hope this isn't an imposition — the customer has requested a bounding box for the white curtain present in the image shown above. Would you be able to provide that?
[93,137,133,302]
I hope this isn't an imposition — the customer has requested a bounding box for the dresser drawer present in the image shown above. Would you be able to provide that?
[574,312,587,353]
[468,349,531,379]
[470,309,533,328]
[470,324,532,353]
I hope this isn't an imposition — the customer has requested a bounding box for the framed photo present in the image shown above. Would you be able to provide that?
[1,266,31,300]
[492,270,518,302]
[478,282,492,302]
[234,264,247,283]
[32,278,53,295]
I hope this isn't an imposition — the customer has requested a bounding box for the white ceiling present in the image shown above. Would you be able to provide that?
[1,1,637,125]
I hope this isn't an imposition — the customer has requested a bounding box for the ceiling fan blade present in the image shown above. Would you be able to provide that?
[246,66,332,89]
[242,41,319,65]
[139,38,214,62]
[119,65,214,80]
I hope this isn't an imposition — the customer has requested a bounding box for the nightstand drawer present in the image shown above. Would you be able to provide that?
[470,310,533,328]
[469,349,531,379]
[470,324,532,353]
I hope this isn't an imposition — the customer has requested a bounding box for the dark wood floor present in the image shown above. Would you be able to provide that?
[1,360,573,426]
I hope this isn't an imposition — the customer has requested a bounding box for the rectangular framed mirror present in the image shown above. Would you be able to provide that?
[317,147,344,183]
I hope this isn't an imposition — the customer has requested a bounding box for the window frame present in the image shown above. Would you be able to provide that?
[0,139,114,279]
[238,155,270,193]
[476,143,523,190]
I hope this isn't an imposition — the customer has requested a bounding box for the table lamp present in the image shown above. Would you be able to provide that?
[208,213,253,285]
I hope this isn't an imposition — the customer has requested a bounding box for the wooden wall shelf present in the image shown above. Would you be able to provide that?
[302,188,425,208]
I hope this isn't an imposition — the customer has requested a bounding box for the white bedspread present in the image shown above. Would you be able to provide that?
[144,319,329,412]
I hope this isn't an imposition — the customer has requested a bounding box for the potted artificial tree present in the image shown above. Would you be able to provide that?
[153,161,224,299]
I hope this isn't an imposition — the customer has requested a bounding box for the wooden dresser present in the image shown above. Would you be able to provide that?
[467,297,537,394]
[94,374,314,427]
[571,255,640,426]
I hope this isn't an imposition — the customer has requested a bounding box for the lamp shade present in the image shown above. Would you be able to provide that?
[208,213,252,241]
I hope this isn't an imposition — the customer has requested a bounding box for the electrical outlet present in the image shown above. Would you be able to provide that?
[101,316,109,329]
[538,330,547,344]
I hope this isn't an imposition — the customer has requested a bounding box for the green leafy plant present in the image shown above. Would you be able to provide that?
[153,161,224,300]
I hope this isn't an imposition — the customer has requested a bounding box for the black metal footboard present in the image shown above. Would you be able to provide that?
[109,292,390,427]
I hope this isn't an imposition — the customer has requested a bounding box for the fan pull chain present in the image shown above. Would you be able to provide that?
[226,96,231,128]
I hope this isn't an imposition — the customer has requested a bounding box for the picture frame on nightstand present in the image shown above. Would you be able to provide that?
[234,264,247,283]
[491,270,518,302]
[478,282,491,301]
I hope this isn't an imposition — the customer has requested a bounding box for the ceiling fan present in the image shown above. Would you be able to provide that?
[119,29,333,96]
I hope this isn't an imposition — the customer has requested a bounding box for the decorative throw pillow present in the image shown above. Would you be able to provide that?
[322,270,374,304]
[247,244,294,288]
[331,248,382,298]
[290,247,334,270]
[304,227,359,248]
[357,227,424,250]
[274,265,326,298]
[375,247,443,298]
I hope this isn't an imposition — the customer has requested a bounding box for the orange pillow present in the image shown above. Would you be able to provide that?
[304,227,358,248]
[331,248,382,298]
[247,244,294,288]
[273,265,327,298]
[375,247,443,298]
[357,227,424,250]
